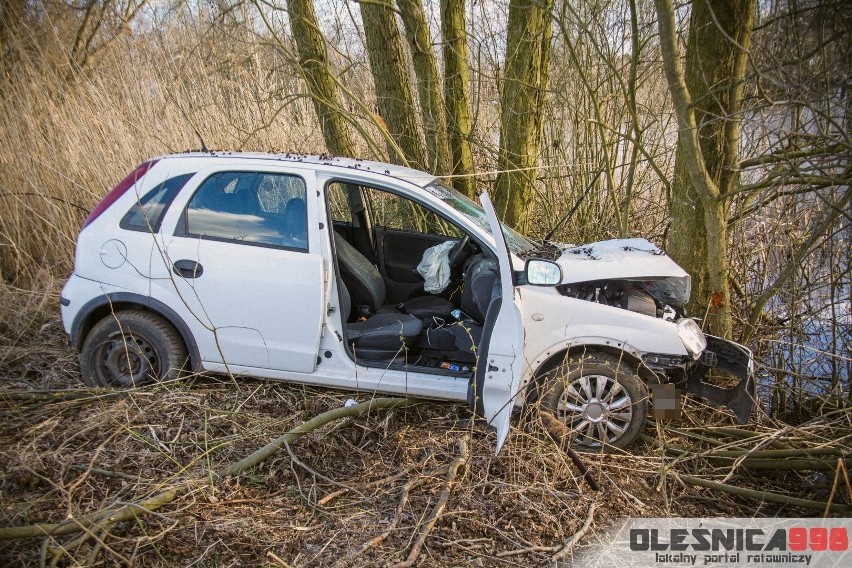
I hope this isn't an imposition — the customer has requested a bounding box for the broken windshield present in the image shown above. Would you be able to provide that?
[425,181,537,256]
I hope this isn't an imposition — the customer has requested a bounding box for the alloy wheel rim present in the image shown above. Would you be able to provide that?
[556,373,633,448]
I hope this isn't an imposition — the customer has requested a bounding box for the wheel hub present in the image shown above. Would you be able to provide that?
[103,335,156,387]
[556,373,633,448]
[584,401,606,421]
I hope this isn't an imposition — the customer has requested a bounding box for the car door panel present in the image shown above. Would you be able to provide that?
[475,193,524,453]
[150,167,324,374]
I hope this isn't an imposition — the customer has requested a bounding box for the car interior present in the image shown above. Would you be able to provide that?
[327,181,501,376]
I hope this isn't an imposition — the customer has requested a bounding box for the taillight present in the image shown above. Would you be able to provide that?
[82,159,159,229]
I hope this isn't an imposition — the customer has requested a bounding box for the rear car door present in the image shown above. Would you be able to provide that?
[474,193,525,452]
[150,167,324,373]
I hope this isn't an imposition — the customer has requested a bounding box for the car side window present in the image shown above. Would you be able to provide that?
[182,171,308,250]
[365,186,462,238]
[120,173,194,233]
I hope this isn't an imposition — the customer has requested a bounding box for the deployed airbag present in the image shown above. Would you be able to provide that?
[417,240,456,293]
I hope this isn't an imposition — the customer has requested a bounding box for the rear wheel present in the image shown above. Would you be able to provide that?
[80,310,187,388]
[537,352,648,451]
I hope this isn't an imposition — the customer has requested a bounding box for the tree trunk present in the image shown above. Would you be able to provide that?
[286,0,355,156]
[398,0,451,176]
[659,0,755,338]
[360,0,426,169]
[493,0,554,233]
[440,0,476,198]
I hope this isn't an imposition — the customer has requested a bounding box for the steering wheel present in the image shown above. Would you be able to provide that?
[447,235,470,271]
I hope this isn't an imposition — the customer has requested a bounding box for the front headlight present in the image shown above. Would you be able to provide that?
[677,318,707,357]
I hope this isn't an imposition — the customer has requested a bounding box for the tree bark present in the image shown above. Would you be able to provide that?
[658,0,756,337]
[440,0,476,198]
[493,0,554,233]
[286,0,356,156]
[398,0,451,175]
[360,0,426,169]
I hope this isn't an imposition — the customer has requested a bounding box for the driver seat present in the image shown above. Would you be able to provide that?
[334,233,455,322]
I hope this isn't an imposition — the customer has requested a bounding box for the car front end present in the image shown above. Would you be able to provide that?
[522,237,756,426]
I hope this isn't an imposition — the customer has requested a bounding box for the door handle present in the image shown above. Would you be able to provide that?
[173,259,203,279]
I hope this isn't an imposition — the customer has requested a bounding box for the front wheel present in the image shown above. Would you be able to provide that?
[536,352,649,451]
[80,310,188,388]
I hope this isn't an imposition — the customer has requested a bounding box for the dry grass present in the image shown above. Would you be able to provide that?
[0,25,333,287]
[0,287,848,567]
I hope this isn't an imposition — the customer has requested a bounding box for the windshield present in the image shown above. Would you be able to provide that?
[424,181,537,255]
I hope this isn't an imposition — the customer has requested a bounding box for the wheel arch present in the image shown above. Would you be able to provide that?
[526,339,661,401]
[70,293,201,371]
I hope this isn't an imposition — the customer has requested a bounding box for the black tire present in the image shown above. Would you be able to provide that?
[536,352,649,451]
[80,310,188,388]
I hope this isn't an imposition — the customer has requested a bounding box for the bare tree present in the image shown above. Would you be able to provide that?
[286,0,356,156]
[655,0,756,338]
[494,0,554,233]
[440,0,476,197]
[360,0,426,168]
[398,0,451,175]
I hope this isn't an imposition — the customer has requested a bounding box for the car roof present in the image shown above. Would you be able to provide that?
[155,152,439,188]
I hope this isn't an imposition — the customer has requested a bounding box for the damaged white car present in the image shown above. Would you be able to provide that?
[61,153,756,451]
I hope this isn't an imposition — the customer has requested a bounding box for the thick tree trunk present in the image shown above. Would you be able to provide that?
[493,0,553,233]
[286,0,355,157]
[398,0,451,176]
[656,0,755,338]
[440,0,476,198]
[360,1,426,169]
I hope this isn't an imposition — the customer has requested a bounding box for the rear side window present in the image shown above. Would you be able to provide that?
[181,171,308,250]
[120,173,194,233]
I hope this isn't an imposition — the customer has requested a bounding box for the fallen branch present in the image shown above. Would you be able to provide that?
[392,435,470,568]
[0,397,421,541]
[678,474,849,514]
[496,545,554,558]
[218,397,421,479]
[70,464,143,482]
[702,427,792,449]
[540,412,600,491]
[708,457,851,472]
[0,488,180,540]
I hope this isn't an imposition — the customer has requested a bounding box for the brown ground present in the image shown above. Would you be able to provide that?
[0,285,847,567]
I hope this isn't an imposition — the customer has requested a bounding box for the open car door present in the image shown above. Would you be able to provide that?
[473,193,524,453]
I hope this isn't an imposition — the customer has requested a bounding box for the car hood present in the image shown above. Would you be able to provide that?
[554,238,691,306]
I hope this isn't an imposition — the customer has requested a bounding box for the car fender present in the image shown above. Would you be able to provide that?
[70,292,202,371]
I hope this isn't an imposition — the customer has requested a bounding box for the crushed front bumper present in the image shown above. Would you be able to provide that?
[684,335,756,424]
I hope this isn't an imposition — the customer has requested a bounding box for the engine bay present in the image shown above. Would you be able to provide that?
[557,279,682,321]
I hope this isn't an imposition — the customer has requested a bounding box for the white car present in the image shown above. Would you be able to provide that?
[61,153,755,451]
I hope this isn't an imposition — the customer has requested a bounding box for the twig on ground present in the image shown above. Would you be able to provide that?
[550,501,597,565]
[0,397,422,541]
[392,434,471,568]
[350,472,424,560]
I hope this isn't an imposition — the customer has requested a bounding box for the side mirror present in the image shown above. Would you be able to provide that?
[525,259,562,286]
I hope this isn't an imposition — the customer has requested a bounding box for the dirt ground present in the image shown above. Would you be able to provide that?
[0,286,847,567]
